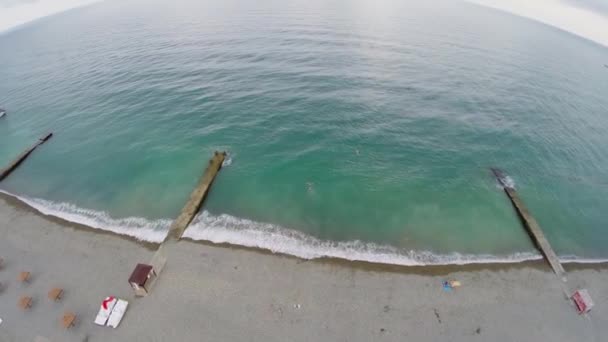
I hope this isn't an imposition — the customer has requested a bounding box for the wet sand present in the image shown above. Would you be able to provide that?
[0,195,607,342]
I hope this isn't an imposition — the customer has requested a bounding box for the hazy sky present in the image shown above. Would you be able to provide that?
[1,0,607,47]
[0,0,101,33]
[468,0,608,47]
[564,0,608,15]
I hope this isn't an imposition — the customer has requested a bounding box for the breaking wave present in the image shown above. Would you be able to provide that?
[183,211,544,265]
[2,190,607,266]
[0,190,170,243]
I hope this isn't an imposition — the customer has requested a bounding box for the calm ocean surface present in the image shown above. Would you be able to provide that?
[1,0,607,265]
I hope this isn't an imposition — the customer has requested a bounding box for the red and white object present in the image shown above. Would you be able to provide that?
[94,296,130,328]
[95,296,117,326]
[571,289,594,314]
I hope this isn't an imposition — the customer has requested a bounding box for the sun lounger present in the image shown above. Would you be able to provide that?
[94,296,129,328]
[62,312,77,329]
[107,299,129,328]
[48,288,63,301]
[19,296,33,310]
[94,296,117,326]
[18,271,30,283]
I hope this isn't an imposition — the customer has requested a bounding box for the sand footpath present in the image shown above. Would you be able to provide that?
[0,195,607,342]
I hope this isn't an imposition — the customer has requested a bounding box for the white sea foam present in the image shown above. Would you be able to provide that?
[502,175,516,189]
[222,153,234,167]
[0,190,170,243]
[466,0,608,47]
[183,211,602,266]
[0,0,103,34]
[2,190,607,266]
[558,255,608,264]
[495,175,516,190]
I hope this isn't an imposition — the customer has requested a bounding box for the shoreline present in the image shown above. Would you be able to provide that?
[0,191,159,251]
[1,190,606,275]
[1,191,607,341]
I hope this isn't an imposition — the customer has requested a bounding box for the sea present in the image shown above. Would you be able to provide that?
[1,0,607,265]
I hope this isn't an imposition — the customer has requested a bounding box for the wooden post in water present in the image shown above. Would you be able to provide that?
[0,133,53,182]
[165,151,226,241]
[491,168,566,280]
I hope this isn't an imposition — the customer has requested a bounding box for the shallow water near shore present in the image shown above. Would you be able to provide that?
[1,0,608,265]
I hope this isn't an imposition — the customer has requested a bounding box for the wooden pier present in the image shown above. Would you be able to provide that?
[165,151,226,241]
[492,168,566,280]
[0,133,53,182]
[128,151,226,297]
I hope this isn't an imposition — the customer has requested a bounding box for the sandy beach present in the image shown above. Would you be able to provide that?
[0,194,607,342]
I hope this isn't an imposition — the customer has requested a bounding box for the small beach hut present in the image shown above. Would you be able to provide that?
[127,246,167,296]
[128,263,156,296]
[572,289,594,314]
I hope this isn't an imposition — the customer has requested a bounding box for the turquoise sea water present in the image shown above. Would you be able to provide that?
[1,0,607,264]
